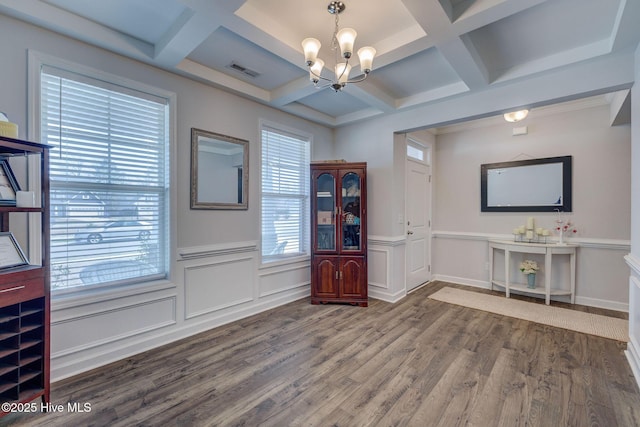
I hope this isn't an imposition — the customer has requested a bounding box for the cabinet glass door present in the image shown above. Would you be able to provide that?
[315,173,336,251]
[341,172,361,251]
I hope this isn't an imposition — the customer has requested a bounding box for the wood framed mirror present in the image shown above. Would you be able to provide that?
[481,155,572,212]
[190,128,249,210]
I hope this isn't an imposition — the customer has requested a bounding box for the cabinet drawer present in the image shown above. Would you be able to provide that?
[0,279,44,306]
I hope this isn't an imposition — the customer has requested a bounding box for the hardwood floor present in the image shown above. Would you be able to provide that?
[4,281,640,426]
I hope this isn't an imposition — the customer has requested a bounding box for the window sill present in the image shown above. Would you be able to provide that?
[51,277,176,311]
[260,254,310,270]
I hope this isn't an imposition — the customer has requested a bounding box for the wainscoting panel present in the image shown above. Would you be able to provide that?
[51,295,176,357]
[626,255,640,390]
[368,247,390,290]
[50,241,312,381]
[258,260,310,298]
[184,256,255,319]
[368,236,406,303]
[433,231,631,311]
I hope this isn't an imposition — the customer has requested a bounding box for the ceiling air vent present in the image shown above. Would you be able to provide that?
[227,61,260,78]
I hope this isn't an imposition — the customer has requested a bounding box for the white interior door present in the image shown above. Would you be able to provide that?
[406,143,432,291]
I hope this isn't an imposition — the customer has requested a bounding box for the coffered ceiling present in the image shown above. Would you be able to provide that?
[0,0,638,127]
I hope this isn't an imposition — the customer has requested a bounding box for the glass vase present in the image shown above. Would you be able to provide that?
[527,273,536,289]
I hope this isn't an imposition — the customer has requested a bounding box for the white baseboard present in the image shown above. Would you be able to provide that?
[433,274,490,290]
[574,296,629,312]
[626,338,640,392]
[369,287,406,303]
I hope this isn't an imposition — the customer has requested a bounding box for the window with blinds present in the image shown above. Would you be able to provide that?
[41,67,169,292]
[261,125,310,260]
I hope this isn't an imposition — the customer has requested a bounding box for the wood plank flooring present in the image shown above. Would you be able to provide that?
[4,281,640,426]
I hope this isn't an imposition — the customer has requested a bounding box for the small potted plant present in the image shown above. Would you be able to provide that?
[519,259,539,289]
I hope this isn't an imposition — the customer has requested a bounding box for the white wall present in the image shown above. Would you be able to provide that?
[334,46,635,236]
[333,43,636,305]
[625,42,640,390]
[432,103,631,309]
[0,14,334,380]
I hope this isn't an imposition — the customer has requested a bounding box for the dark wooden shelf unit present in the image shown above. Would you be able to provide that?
[0,136,50,416]
[310,162,367,306]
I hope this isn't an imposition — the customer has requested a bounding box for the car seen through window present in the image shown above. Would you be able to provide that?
[74,221,152,244]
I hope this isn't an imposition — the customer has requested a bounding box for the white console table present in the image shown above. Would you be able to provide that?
[488,240,577,305]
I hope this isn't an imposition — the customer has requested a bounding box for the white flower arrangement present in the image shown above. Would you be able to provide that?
[519,259,539,275]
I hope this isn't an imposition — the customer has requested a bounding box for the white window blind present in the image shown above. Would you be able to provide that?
[261,125,310,259]
[41,67,169,291]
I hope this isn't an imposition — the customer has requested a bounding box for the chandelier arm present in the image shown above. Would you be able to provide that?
[335,57,350,81]
[345,73,369,84]
[308,67,333,83]
[313,81,338,90]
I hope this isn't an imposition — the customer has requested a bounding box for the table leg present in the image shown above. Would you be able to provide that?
[505,249,510,299]
[489,245,494,291]
[545,250,552,305]
[570,252,576,304]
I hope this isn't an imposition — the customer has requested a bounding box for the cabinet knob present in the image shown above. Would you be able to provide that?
[407,230,414,235]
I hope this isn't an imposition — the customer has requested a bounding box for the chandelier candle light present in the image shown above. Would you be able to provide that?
[302,1,376,92]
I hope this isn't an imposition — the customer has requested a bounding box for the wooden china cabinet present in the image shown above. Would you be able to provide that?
[0,136,50,415]
[310,161,367,306]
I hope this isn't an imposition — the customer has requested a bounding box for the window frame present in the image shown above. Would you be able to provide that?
[259,120,312,265]
[406,137,430,165]
[28,50,176,297]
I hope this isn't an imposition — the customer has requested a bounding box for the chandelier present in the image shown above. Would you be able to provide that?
[301,1,376,92]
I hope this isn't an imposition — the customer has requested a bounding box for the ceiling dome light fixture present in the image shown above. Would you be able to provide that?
[302,1,376,92]
[503,109,529,122]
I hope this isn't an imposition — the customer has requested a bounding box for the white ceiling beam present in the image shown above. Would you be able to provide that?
[179,0,246,15]
[608,89,631,126]
[153,9,219,67]
[436,36,488,90]
[187,0,306,72]
[609,0,640,51]
[334,108,384,127]
[0,0,153,58]
[400,0,488,90]
[399,0,457,44]
[176,59,270,102]
[452,0,548,34]
[343,82,397,113]
[278,103,338,127]
[374,48,636,135]
[492,39,611,84]
[169,0,307,103]
[396,81,470,110]
[271,74,397,114]
[270,77,321,107]
[370,35,434,70]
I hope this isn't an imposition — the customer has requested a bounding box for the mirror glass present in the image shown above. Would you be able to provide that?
[481,156,572,212]
[191,128,249,209]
